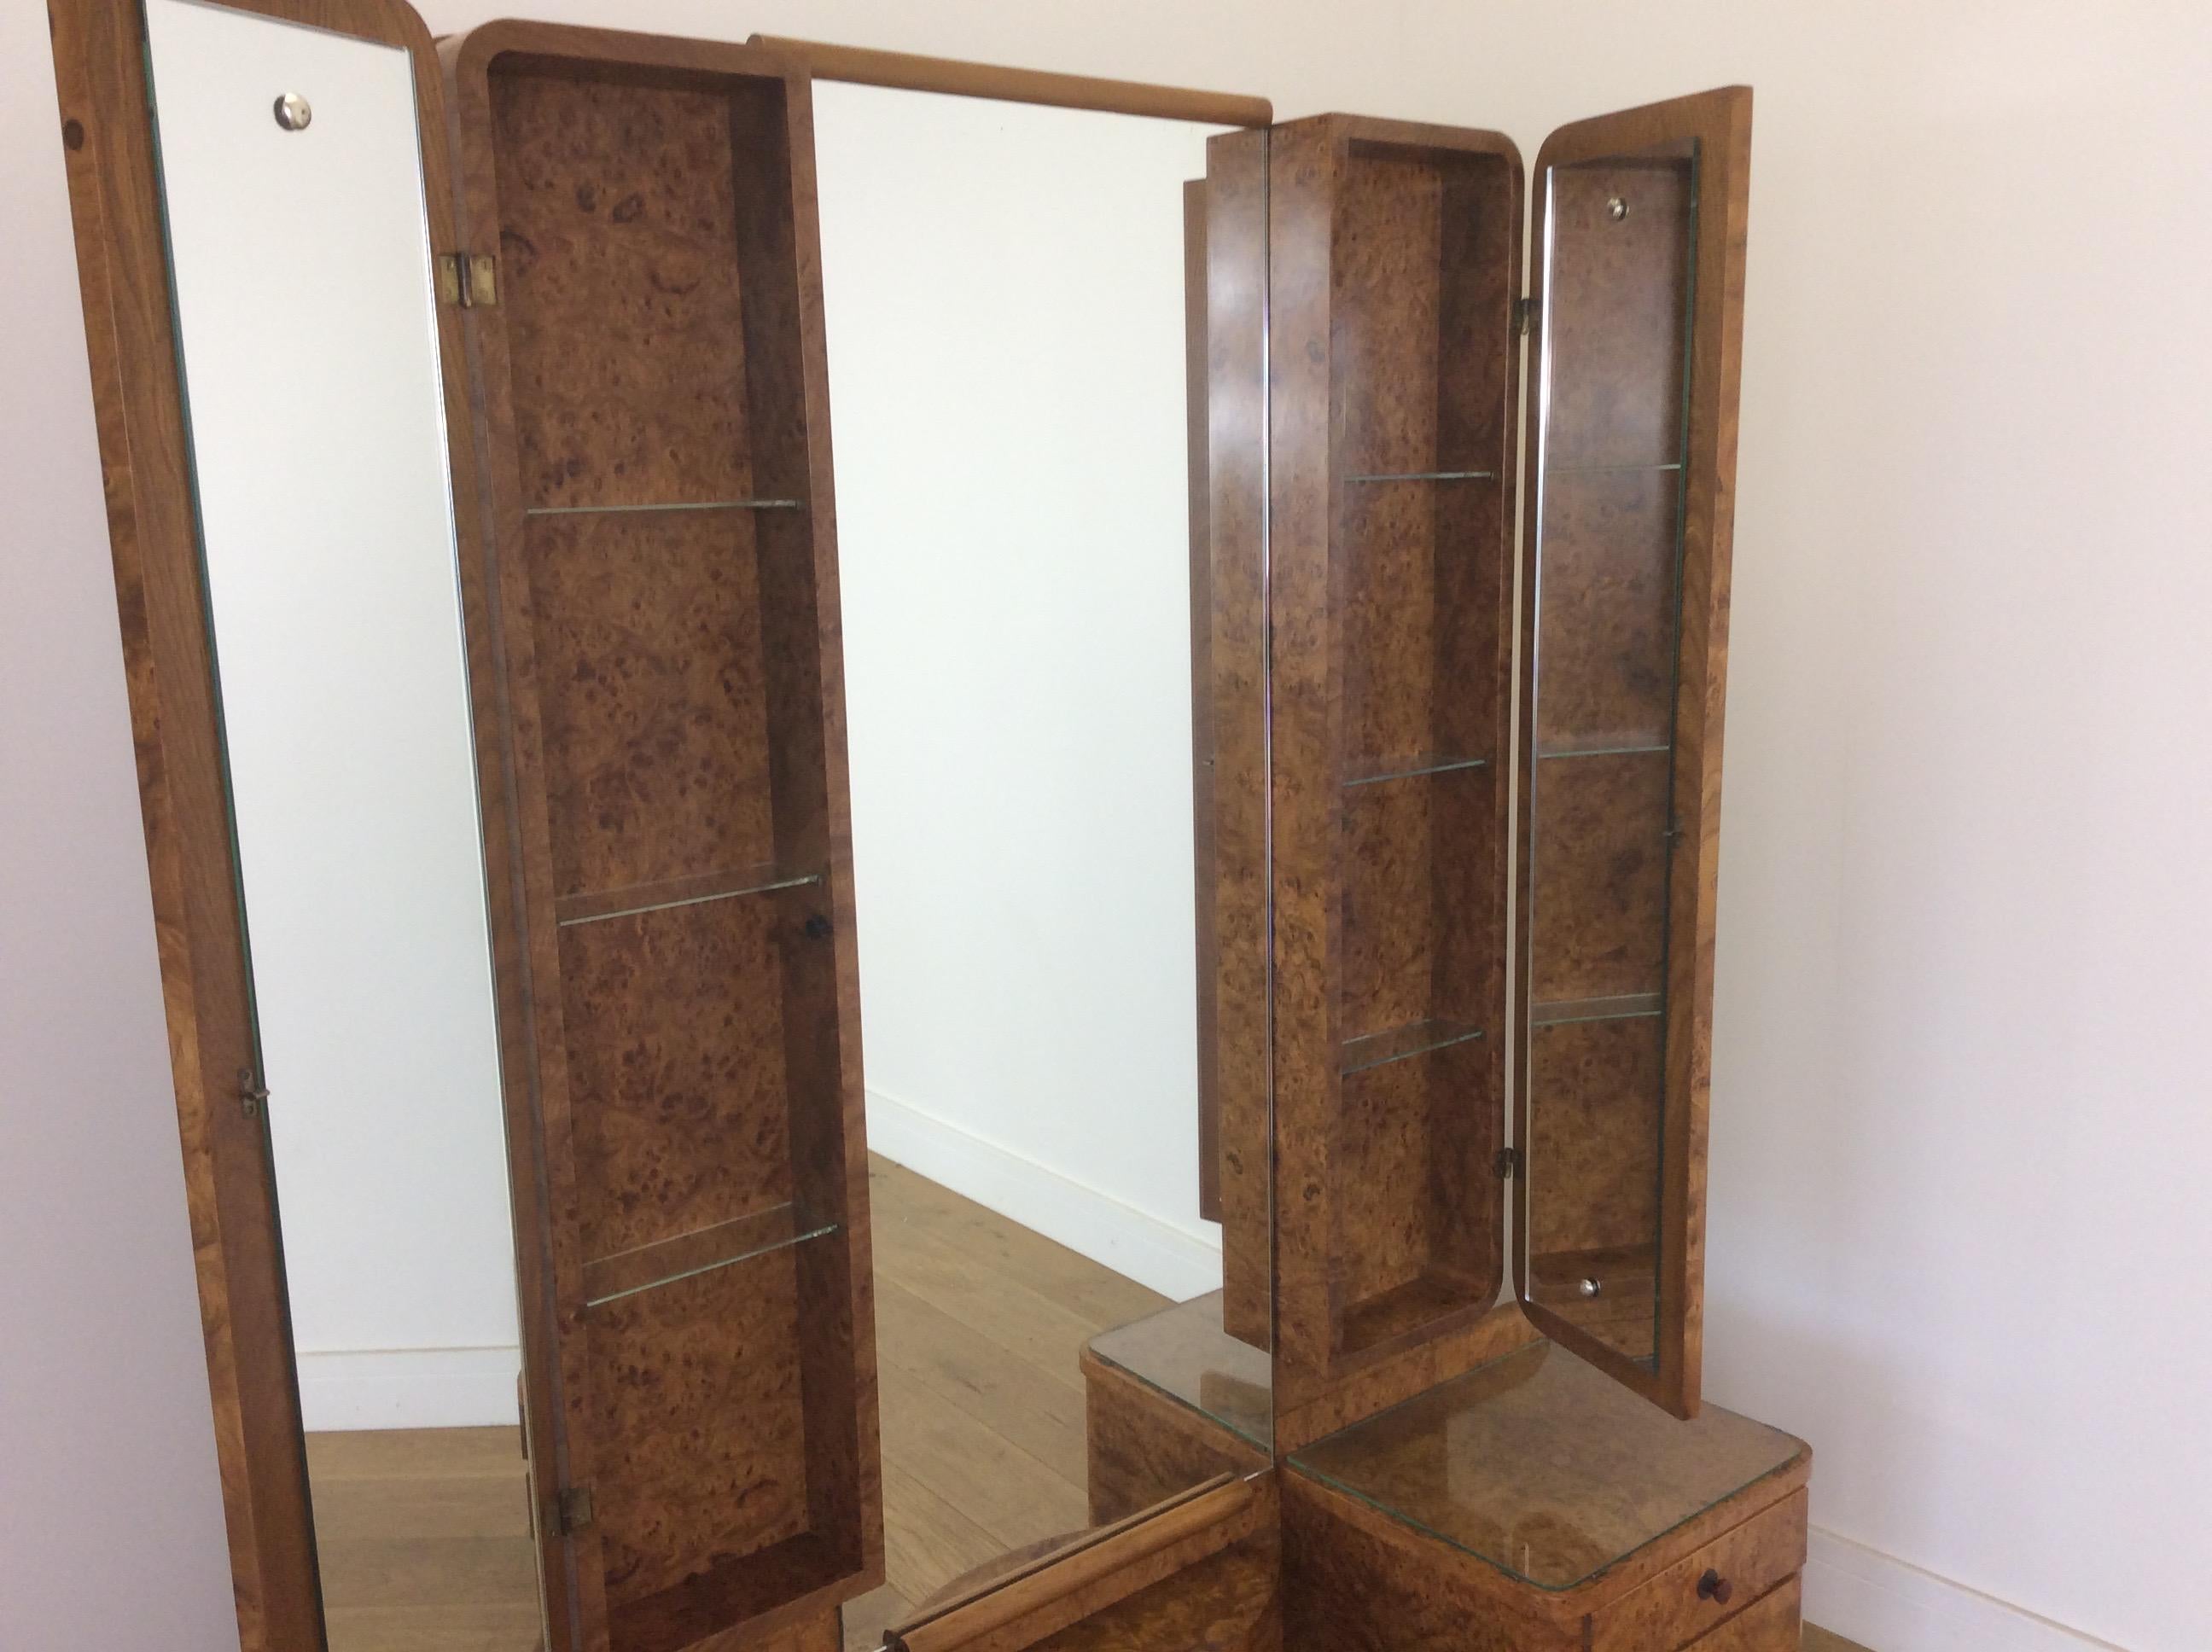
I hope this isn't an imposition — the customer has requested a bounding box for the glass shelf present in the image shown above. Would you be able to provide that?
[1534,740,1668,761]
[584,1202,840,1308]
[556,863,824,928]
[1342,1017,1486,1074]
[1530,993,1662,1027]
[524,497,802,518]
[1289,1341,1807,1591]
[1086,1292,1272,1451]
[1545,461,1682,476]
[1345,468,1499,484]
[1344,753,1491,787]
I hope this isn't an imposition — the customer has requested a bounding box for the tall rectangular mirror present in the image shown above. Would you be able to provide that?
[812,80,1273,1648]
[141,0,539,1644]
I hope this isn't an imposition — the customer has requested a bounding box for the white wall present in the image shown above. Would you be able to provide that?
[0,0,240,1640]
[11,0,2212,1648]
[812,84,1223,1300]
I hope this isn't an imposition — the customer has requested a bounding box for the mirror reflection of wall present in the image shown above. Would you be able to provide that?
[813,86,1240,1637]
[143,1,533,1644]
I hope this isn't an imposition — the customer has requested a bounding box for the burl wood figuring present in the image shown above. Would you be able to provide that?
[1195,90,1752,1444]
[441,23,879,1652]
[1260,116,1524,1434]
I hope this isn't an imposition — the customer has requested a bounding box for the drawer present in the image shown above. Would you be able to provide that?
[1684,1575,1802,1650]
[1588,1486,1807,1652]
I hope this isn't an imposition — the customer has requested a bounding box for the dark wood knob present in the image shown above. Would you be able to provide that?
[1697,1568,1733,1605]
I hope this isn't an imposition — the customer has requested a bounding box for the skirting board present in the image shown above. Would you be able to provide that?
[865,1085,1224,1300]
[294,1345,521,1433]
[1806,1525,2123,1652]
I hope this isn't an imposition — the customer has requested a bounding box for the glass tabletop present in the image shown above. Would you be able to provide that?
[1086,1291,1272,1451]
[1289,1340,1806,1591]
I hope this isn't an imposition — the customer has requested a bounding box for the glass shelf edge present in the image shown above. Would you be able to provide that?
[1345,469,1499,484]
[1344,754,1492,787]
[1342,1020,1487,1075]
[584,1219,841,1309]
[525,497,803,518]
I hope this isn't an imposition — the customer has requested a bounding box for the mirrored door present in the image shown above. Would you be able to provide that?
[139,0,544,1645]
[1516,88,1754,1420]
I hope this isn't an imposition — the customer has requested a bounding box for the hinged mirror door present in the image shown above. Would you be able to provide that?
[1513,86,1753,1419]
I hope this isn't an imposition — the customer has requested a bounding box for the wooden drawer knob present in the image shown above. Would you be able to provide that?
[1697,1568,1734,1606]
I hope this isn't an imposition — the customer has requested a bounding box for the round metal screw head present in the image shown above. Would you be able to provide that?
[1578,1277,1602,1299]
[1606,195,1629,221]
[274,91,312,131]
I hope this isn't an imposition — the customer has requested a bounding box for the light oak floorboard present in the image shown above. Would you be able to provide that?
[304,1160,1868,1652]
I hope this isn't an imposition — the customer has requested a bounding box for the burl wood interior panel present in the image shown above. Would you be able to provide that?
[1332,1044,1496,1349]
[1329,135,1513,1361]
[524,509,779,899]
[591,1249,812,1610]
[492,67,764,509]
[463,31,876,1649]
[558,896,797,1261]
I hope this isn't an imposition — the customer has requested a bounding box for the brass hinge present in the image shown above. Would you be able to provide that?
[555,1485,595,1536]
[1513,296,1537,338]
[436,251,498,309]
[1493,1146,1521,1179]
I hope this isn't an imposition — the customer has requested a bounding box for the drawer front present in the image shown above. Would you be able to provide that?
[1589,1486,1807,1652]
[1684,1575,1802,1651]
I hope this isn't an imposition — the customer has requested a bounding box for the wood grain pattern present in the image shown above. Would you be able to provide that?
[1080,1353,1268,1527]
[46,1,537,1646]
[1265,113,1522,1428]
[1589,1488,1806,1652]
[1015,1533,1278,1652]
[445,21,882,1649]
[1284,1445,1806,1649]
[746,36,1270,128]
[1532,468,1679,751]
[1513,86,1755,1421]
[1202,127,1274,1352]
[1528,751,1669,1003]
[889,1475,1266,1652]
[1528,1018,1663,1258]
[522,509,779,898]
[558,895,801,1264]
[1685,1576,1802,1651]
[588,1250,812,1610]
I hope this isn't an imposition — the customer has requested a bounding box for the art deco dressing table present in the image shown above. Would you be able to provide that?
[46,0,1794,1644]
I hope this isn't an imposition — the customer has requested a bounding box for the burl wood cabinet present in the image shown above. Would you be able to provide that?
[439,26,881,1649]
[1115,85,1807,1652]
[51,0,1792,1639]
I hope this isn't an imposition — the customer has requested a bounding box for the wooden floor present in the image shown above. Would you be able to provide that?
[305,1156,1871,1652]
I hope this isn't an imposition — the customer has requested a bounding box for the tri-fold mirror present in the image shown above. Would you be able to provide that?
[49,0,1748,1648]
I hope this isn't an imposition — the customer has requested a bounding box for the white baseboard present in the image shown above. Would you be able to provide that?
[1806,1526,2122,1651]
[294,1345,521,1433]
[864,1085,1223,1300]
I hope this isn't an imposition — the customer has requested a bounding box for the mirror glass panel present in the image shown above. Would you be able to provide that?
[142,0,538,1643]
[1522,139,1700,1368]
[813,84,1271,1640]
